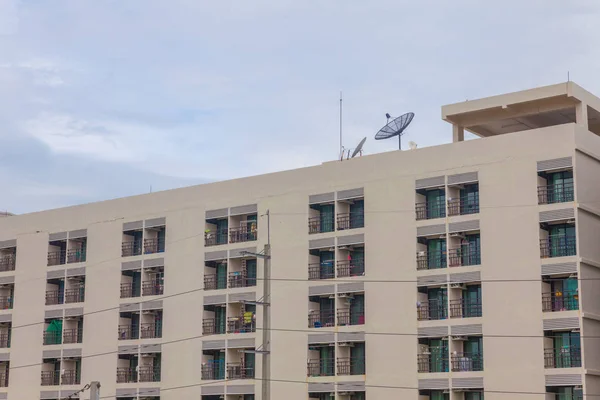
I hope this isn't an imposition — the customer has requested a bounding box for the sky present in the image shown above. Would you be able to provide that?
[0,0,599,213]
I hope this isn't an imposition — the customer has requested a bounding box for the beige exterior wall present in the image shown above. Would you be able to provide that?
[1,84,600,399]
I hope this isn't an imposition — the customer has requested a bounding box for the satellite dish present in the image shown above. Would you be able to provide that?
[409,141,418,150]
[375,112,415,150]
[351,137,367,158]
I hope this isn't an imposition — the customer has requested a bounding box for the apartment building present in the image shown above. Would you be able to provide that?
[0,81,599,400]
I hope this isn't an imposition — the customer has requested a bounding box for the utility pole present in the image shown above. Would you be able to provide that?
[89,381,100,400]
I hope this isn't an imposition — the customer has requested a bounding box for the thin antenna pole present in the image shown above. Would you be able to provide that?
[339,91,343,159]
[568,71,570,82]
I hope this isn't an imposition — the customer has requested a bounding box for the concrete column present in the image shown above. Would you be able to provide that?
[453,125,465,143]
[576,102,589,130]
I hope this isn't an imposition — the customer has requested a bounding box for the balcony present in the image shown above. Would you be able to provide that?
[538,182,574,205]
[416,200,446,221]
[450,298,482,318]
[47,250,66,266]
[226,362,255,379]
[451,352,484,372]
[140,323,162,339]
[417,300,448,321]
[228,272,256,288]
[540,236,577,258]
[229,226,257,243]
[418,353,449,373]
[0,333,9,348]
[41,370,60,386]
[143,238,165,255]
[121,241,142,257]
[61,369,81,385]
[205,229,228,247]
[66,249,86,264]
[227,315,256,334]
[204,274,227,290]
[118,325,139,340]
[142,280,164,296]
[43,331,62,345]
[117,367,137,383]
[308,310,335,328]
[544,346,581,368]
[64,288,85,304]
[337,309,365,326]
[201,362,225,380]
[0,296,12,310]
[0,372,7,387]
[337,357,365,375]
[417,251,447,270]
[337,212,364,230]
[308,262,334,280]
[45,290,64,306]
[542,291,579,312]
[0,255,15,272]
[308,216,335,234]
[63,328,82,344]
[336,260,365,277]
[448,196,480,216]
[307,359,335,377]
[202,318,226,335]
[120,283,138,298]
[449,247,481,267]
[138,365,161,382]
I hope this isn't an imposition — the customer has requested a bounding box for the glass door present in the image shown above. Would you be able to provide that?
[427,239,446,269]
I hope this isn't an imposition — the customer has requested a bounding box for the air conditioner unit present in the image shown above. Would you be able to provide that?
[64,316,79,321]
[450,283,466,290]
[450,232,465,239]
[451,335,468,341]
[142,310,156,315]
[141,353,156,358]
[338,293,354,299]
[67,276,82,282]
[338,342,355,347]
[418,250,426,256]
[338,245,350,250]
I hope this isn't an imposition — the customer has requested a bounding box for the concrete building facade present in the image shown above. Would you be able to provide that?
[0,82,599,399]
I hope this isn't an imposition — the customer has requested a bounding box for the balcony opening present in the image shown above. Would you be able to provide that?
[307,342,335,377]
[205,217,228,247]
[460,393,485,400]
[65,275,85,304]
[417,286,447,321]
[122,229,143,257]
[417,235,447,271]
[337,244,365,278]
[43,318,63,345]
[0,322,10,348]
[448,232,481,267]
[0,283,13,310]
[418,390,449,400]
[201,349,225,380]
[418,338,449,373]
[538,169,574,205]
[309,202,335,234]
[545,386,583,400]
[226,348,255,379]
[120,268,141,298]
[138,352,161,382]
[0,361,7,387]
[227,301,256,334]
[118,311,140,340]
[62,316,83,344]
[337,341,365,375]
[230,212,258,243]
[447,182,479,216]
[228,256,257,289]
[308,246,335,280]
[0,246,16,272]
[450,335,483,372]
[540,222,576,258]
[203,304,226,335]
[41,357,61,386]
[450,283,482,318]
[46,278,64,306]
[205,259,228,290]
[339,393,365,400]
[117,354,138,383]
[48,239,67,266]
[143,225,166,255]
[337,292,365,326]
[309,393,335,400]
[542,274,579,312]
[416,187,446,221]
[139,309,162,339]
[337,197,364,230]
[61,357,82,385]
[142,266,164,296]
[308,295,335,328]
[67,237,87,264]
[544,330,581,369]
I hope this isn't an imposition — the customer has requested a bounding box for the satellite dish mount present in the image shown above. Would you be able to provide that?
[375,112,415,150]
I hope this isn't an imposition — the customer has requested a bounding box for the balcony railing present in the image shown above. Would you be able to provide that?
[142,280,164,296]
[337,357,366,375]
[116,367,138,383]
[138,365,161,382]
[43,331,62,345]
[448,247,481,267]
[542,291,579,312]
[0,372,7,387]
[61,369,81,385]
[201,362,225,380]
[228,272,256,288]
[416,200,446,221]
[63,328,82,344]
[227,315,256,333]
[540,236,577,258]
[307,359,335,377]
[544,346,582,368]
[205,229,228,247]
[229,226,257,243]
[47,250,66,266]
[45,290,64,305]
[0,333,10,348]
[308,216,335,234]
[337,259,365,277]
[121,241,142,257]
[448,196,479,216]
[66,248,86,264]
[140,322,162,339]
[418,353,449,373]
[144,238,165,254]
[64,288,85,303]
[120,282,139,298]
[202,318,226,335]
[0,255,16,272]
[41,370,60,386]
[337,309,365,326]
[337,212,365,230]
[538,182,574,205]
[226,362,255,379]
[204,274,227,290]
[118,325,139,340]
[308,310,335,328]
[308,262,335,280]
[417,251,447,270]
[0,296,12,310]
[417,300,448,321]
[450,298,482,318]
[451,352,484,372]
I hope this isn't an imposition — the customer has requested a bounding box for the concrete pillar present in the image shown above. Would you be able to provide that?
[453,125,465,143]
[576,102,589,130]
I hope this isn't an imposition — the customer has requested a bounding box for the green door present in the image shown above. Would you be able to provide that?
[244,352,255,377]
[550,225,576,257]
[246,214,257,240]
[351,248,365,275]
[549,171,574,203]
[351,342,365,374]
[132,271,141,297]
[430,339,447,372]
[431,391,449,400]
[460,183,480,214]
[462,234,481,265]
[215,307,226,334]
[216,263,227,289]
[216,219,228,244]
[426,190,445,219]
[554,332,580,368]
[465,392,484,400]
[319,251,334,278]
[563,278,579,310]
[427,239,446,269]
[319,346,333,375]
[320,205,334,232]
[428,288,447,320]
[245,259,257,286]
[464,337,483,371]
[349,199,365,228]
[350,294,365,325]
[463,285,482,317]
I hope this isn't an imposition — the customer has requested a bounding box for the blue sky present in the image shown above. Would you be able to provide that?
[0,0,599,213]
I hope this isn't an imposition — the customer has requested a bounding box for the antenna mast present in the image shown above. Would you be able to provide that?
[339,91,343,159]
